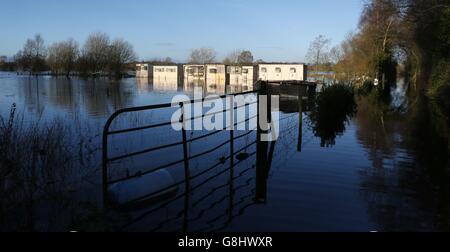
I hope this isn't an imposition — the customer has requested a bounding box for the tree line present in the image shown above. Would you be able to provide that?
[14,32,136,78]
[140,48,256,66]
[0,56,16,71]
[306,0,449,100]
[187,47,255,65]
[312,0,450,159]
[8,34,258,77]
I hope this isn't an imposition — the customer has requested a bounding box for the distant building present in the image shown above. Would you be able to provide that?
[258,63,307,81]
[206,64,226,85]
[136,63,152,78]
[0,56,7,63]
[138,63,308,85]
[153,65,181,91]
[227,65,256,85]
[153,65,180,82]
[183,64,206,84]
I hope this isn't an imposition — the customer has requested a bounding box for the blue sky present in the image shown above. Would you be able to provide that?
[0,0,363,62]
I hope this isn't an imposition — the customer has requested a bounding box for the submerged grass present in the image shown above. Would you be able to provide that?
[0,104,105,231]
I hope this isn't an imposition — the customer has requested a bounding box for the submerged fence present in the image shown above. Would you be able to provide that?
[101,80,315,231]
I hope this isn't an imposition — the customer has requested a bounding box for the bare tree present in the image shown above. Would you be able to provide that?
[223,50,254,64]
[238,50,254,64]
[329,45,343,65]
[163,57,173,63]
[189,47,216,64]
[223,49,241,64]
[15,34,47,74]
[14,32,137,78]
[47,39,79,76]
[34,34,46,58]
[82,32,110,74]
[108,38,136,77]
[306,35,331,72]
[47,44,60,74]
[14,50,30,73]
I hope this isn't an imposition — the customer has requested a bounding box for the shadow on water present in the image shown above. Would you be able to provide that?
[308,84,357,147]
[6,76,141,122]
[99,82,292,232]
[355,84,450,231]
[2,72,450,231]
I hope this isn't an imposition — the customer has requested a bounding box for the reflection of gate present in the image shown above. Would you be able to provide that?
[102,83,280,230]
[103,89,258,204]
[101,81,314,231]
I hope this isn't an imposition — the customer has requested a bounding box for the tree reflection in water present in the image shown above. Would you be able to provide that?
[355,89,450,231]
[309,84,356,147]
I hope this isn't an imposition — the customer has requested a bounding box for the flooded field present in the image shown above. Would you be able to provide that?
[0,72,449,232]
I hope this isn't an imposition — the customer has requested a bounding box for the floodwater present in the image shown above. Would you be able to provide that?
[0,71,448,232]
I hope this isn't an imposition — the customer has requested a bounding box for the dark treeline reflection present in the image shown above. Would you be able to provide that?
[308,84,357,147]
[17,77,136,118]
[12,77,257,120]
[355,88,450,231]
[302,81,449,231]
[2,73,450,231]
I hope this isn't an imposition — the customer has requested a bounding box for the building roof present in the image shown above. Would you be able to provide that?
[153,65,179,68]
[136,62,307,67]
[136,62,179,66]
[258,62,307,65]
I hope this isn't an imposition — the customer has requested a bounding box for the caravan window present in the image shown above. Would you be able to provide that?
[209,68,217,74]
[290,68,297,73]
[166,68,176,72]
[242,69,249,74]
[275,67,282,73]
[227,66,241,74]
[143,66,148,71]
[155,68,164,72]
[261,67,267,73]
